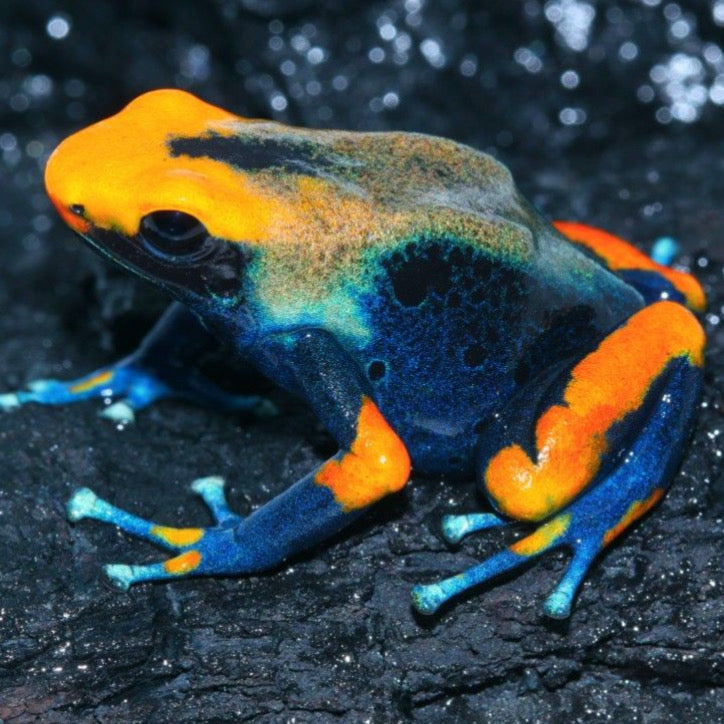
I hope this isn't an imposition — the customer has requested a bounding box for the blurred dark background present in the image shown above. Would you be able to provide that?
[0,1,723,722]
[4,1,724,149]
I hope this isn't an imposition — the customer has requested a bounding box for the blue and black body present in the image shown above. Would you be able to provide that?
[3,90,706,618]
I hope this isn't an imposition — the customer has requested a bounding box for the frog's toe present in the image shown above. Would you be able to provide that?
[251,397,279,419]
[541,544,598,619]
[211,391,279,418]
[103,550,206,587]
[190,475,242,526]
[27,379,58,393]
[104,563,136,591]
[650,236,679,266]
[1,379,75,410]
[0,392,21,411]
[99,399,136,424]
[67,486,100,522]
[411,581,452,615]
[441,513,505,544]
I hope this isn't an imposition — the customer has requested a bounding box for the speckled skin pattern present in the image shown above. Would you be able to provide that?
[7,89,706,618]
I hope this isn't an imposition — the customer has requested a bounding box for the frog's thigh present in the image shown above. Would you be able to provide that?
[554,221,705,312]
[483,300,705,523]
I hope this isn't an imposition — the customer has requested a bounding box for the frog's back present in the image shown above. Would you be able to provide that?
[229,125,644,474]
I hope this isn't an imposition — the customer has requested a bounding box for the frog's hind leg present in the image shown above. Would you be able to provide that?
[0,302,271,423]
[412,301,704,617]
[554,221,705,312]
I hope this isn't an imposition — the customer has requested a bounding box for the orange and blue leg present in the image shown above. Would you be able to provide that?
[553,221,705,312]
[0,303,272,423]
[66,329,411,586]
[412,300,705,617]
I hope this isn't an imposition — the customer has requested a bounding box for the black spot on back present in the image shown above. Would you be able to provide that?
[368,360,387,381]
[168,134,333,176]
[384,242,455,307]
[463,344,486,367]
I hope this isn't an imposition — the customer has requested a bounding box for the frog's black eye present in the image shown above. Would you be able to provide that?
[139,210,209,259]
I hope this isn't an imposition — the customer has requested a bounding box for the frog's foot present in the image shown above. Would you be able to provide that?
[413,511,599,619]
[441,512,506,545]
[1,358,275,424]
[0,364,159,420]
[0,362,170,424]
[67,476,245,588]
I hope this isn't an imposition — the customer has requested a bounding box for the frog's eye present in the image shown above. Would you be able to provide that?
[139,210,209,259]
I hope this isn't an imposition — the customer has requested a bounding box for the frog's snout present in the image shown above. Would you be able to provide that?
[46,187,90,234]
[45,136,92,234]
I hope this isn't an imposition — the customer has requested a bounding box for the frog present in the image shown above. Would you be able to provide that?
[2,89,706,618]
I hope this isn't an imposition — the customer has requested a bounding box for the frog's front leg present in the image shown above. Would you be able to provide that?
[67,329,411,587]
[1,302,269,423]
[413,300,704,618]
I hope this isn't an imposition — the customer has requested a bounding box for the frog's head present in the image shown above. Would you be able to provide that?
[44,88,304,306]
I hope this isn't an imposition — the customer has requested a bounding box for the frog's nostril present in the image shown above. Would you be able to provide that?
[70,204,85,216]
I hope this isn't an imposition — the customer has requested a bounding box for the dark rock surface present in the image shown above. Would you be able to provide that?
[0,2,723,721]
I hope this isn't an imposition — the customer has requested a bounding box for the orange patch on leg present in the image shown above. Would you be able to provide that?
[510,513,571,557]
[486,301,704,522]
[315,396,411,512]
[553,221,706,312]
[602,488,664,546]
[69,369,113,394]
[151,526,204,547]
[163,550,202,576]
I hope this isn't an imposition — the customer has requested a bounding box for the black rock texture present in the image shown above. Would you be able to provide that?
[0,2,723,722]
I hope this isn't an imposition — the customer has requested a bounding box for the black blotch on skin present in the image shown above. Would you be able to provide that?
[382,240,523,312]
[368,360,387,381]
[168,134,333,176]
[385,242,455,307]
[463,344,486,367]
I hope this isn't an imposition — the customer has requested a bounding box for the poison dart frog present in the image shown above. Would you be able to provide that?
[2,89,706,618]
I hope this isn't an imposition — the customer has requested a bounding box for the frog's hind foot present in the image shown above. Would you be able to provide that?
[413,351,703,618]
[413,510,594,618]
[67,477,243,588]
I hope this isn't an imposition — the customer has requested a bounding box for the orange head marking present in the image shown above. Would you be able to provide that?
[44,88,296,243]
